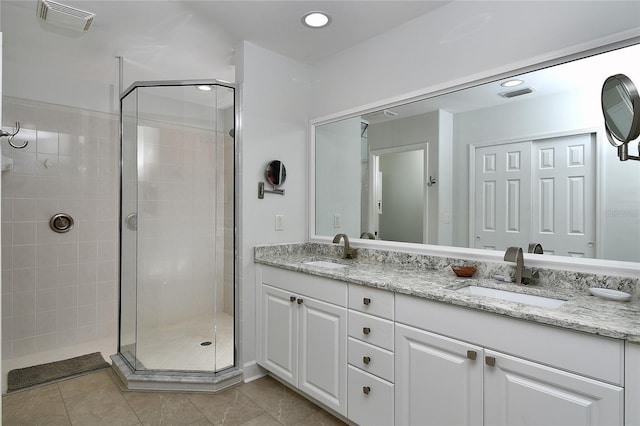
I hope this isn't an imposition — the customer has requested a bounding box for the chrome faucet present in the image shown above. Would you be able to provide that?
[360,232,376,240]
[333,233,358,259]
[504,246,536,285]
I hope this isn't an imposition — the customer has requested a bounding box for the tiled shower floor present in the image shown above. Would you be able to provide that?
[2,369,347,425]
[132,312,234,372]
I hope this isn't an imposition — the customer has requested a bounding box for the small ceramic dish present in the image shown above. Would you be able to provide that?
[451,265,477,277]
[588,288,631,302]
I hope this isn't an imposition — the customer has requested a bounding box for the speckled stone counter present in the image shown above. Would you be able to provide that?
[255,243,640,343]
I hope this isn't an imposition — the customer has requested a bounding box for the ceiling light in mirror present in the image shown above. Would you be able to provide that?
[303,11,331,28]
[197,85,212,91]
[501,79,524,87]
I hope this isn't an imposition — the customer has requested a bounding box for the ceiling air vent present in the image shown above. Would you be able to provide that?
[37,0,95,32]
[498,87,534,99]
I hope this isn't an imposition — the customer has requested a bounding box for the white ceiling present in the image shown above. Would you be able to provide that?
[1,0,448,89]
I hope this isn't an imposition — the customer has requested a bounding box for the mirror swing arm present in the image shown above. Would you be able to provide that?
[602,73,640,161]
[258,160,286,199]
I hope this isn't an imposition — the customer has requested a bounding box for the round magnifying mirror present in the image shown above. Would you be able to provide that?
[265,160,286,187]
[601,74,640,147]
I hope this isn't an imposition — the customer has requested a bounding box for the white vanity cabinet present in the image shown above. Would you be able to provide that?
[347,285,395,426]
[395,293,625,426]
[258,266,348,416]
[395,323,484,425]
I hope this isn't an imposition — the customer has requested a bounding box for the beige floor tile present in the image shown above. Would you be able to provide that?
[2,383,71,426]
[187,386,265,426]
[58,371,140,426]
[186,418,214,426]
[238,413,282,426]
[123,392,206,426]
[294,409,347,426]
[239,377,321,426]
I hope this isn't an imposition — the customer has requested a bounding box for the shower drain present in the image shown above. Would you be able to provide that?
[200,341,212,346]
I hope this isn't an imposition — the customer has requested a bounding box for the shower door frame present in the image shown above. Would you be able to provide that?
[117,79,239,376]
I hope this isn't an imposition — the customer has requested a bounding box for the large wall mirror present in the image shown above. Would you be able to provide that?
[313,43,640,265]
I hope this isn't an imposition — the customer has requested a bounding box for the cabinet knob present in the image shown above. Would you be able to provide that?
[362,327,371,335]
[363,386,371,395]
[297,298,304,304]
[363,297,371,305]
[467,350,477,360]
[289,296,296,302]
[485,356,496,367]
[363,356,371,365]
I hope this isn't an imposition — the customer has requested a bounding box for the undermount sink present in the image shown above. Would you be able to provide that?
[456,285,566,309]
[303,260,348,270]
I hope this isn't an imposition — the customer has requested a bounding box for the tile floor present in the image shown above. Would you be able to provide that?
[2,369,348,426]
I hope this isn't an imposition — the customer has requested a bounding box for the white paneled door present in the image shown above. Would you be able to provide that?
[473,134,595,256]
[531,134,595,257]
[474,141,532,251]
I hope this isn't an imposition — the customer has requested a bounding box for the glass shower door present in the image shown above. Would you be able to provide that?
[119,82,235,373]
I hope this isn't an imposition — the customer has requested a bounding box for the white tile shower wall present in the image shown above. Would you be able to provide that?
[135,119,232,334]
[1,97,119,360]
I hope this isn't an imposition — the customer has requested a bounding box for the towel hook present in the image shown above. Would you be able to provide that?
[1,122,28,149]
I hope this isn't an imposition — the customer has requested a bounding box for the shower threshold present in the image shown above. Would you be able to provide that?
[110,353,242,392]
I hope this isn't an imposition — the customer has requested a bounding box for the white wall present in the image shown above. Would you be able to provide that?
[310,1,640,119]
[235,42,309,377]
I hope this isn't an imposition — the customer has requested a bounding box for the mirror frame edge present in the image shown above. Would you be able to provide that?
[308,36,640,279]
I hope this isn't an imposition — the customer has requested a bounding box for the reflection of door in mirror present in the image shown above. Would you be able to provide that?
[471,133,595,257]
[371,145,428,244]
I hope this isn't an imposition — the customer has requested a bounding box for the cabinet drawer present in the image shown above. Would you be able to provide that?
[348,365,394,426]
[348,337,394,383]
[260,265,347,307]
[349,284,394,320]
[349,310,394,351]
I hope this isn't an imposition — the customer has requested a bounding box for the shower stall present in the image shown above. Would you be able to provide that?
[112,80,239,391]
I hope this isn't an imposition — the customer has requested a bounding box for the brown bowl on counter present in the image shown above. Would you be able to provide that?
[451,265,477,277]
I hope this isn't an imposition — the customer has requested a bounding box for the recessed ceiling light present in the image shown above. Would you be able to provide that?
[501,79,524,88]
[197,85,212,91]
[302,11,331,28]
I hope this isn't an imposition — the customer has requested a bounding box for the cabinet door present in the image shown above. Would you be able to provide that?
[298,296,347,416]
[261,284,298,387]
[484,349,623,426]
[395,324,483,426]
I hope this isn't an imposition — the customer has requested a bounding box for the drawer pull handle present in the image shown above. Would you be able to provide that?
[363,356,371,365]
[467,350,477,360]
[363,386,371,395]
[485,356,496,367]
[363,297,371,305]
[297,298,304,304]
[363,327,371,335]
[290,296,296,302]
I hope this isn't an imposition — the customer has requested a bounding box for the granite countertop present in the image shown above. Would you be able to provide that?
[255,244,640,343]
